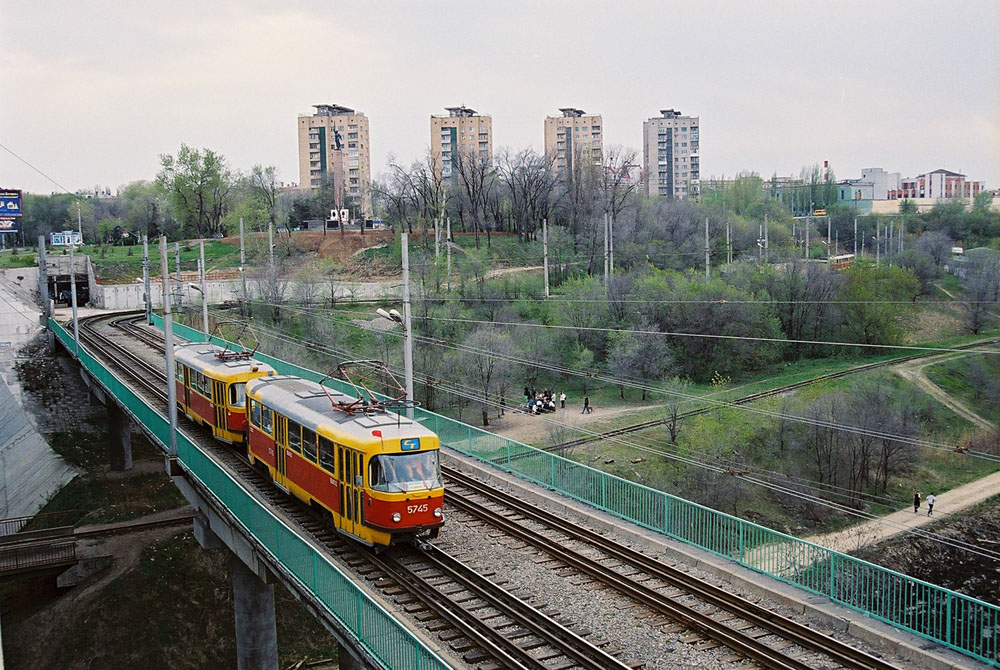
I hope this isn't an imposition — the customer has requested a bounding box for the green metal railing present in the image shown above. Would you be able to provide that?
[154,315,1000,666]
[52,318,450,670]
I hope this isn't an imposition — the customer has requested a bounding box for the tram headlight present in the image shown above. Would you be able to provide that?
[391,512,402,523]
[433,507,442,519]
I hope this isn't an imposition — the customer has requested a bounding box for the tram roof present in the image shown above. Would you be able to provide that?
[246,375,435,444]
[174,342,275,379]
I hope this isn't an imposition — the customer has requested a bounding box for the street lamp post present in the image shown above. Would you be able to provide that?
[376,234,414,419]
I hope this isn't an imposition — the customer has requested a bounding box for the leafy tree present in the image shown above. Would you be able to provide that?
[156,144,236,238]
[606,320,674,400]
[837,261,919,345]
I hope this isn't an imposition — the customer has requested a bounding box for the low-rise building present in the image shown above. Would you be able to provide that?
[897,169,985,200]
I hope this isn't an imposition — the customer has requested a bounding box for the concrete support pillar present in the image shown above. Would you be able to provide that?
[231,553,278,670]
[106,403,134,472]
[338,646,363,670]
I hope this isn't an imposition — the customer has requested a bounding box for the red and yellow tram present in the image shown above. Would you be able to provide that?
[174,343,276,444]
[245,375,444,547]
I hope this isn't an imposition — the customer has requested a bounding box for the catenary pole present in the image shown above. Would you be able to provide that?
[764,213,769,263]
[876,226,881,266]
[608,214,615,275]
[704,217,710,279]
[854,218,858,258]
[143,234,152,324]
[446,217,452,292]
[401,232,414,420]
[727,219,732,264]
[239,218,247,316]
[70,242,79,357]
[159,236,178,458]
[827,215,832,262]
[434,217,440,260]
[37,236,49,321]
[200,240,209,341]
[805,217,810,259]
[542,218,549,298]
[603,212,609,292]
[174,242,181,307]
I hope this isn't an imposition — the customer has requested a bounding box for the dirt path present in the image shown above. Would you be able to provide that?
[894,351,996,433]
[802,348,998,553]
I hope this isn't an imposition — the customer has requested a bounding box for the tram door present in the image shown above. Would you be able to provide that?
[182,367,191,407]
[338,445,363,536]
[274,416,287,483]
[212,380,226,430]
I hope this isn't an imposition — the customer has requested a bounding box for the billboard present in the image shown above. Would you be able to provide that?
[0,218,18,234]
[0,189,23,218]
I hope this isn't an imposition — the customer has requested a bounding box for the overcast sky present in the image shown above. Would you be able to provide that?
[2,1,997,195]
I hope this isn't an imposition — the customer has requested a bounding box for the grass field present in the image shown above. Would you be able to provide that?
[925,353,1000,423]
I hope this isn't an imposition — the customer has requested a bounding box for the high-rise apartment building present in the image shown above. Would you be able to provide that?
[430,106,493,184]
[642,109,700,199]
[297,104,371,216]
[544,108,603,176]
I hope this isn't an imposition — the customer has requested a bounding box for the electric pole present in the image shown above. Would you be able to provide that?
[704,217,710,279]
[542,218,549,298]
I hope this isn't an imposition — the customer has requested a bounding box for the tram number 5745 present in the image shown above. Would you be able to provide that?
[407,503,429,514]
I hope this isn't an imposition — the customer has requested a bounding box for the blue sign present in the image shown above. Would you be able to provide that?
[400,438,421,451]
[0,190,22,218]
[0,218,18,234]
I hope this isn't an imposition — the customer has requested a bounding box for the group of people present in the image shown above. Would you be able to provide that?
[523,386,566,415]
[913,491,937,516]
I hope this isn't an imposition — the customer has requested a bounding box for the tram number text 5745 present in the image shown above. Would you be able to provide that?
[407,504,429,514]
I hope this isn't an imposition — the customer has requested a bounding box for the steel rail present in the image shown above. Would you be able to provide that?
[445,467,901,670]
[74,313,634,670]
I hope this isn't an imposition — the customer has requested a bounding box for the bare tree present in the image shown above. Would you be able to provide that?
[663,377,692,444]
[462,327,519,426]
[495,148,558,242]
[453,149,497,248]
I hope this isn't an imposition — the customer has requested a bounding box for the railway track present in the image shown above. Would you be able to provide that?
[76,313,640,669]
[443,467,899,670]
[79,312,910,670]
[548,338,998,452]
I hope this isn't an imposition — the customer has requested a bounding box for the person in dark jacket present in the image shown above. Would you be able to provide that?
[913,491,921,513]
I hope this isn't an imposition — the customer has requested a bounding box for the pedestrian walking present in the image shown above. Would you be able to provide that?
[559,391,566,409]
[913,491,921,514]
[581,395,590,414]
[926,493,936,516]
[524,386,530,401]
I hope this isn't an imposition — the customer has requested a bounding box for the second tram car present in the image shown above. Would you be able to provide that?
[174,343,275,444]
[245,375,444,547]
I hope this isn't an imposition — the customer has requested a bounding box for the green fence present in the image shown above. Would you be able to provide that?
[52,318,450,670]
[153,316,1000,667]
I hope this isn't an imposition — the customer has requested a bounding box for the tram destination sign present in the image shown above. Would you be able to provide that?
[0,190,23,218]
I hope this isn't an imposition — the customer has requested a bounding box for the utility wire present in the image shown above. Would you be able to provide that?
[0,141,74,194]
[209,307,1000,561]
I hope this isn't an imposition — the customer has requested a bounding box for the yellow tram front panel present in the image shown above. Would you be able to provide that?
[245,376,444,547]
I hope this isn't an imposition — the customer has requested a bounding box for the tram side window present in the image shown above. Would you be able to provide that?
[287,420,301,453]
[260,406,272,434]
[176,364,184,383]
[301,427,317,462]
[318,437,336,474]
[228,382,246,408]
[203,374,211,400]
[250,400,261,429]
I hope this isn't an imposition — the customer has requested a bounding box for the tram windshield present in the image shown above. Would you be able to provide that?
[369,451,442,493]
